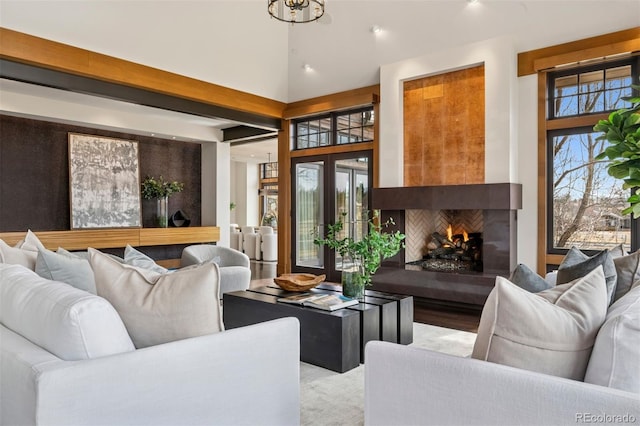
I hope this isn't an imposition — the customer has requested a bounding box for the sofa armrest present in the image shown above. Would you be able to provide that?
[36,317,300,426]
[365,341,640,426]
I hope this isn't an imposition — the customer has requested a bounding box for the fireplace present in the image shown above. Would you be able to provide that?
[371,183,522,307]
[405,209,483,273]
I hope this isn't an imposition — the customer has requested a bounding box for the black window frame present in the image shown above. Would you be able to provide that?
[292,106,374,151]
[546,55,640,257]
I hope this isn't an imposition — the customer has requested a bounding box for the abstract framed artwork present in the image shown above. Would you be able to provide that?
[68,133,142,229]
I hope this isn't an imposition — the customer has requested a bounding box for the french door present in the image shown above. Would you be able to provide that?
[291,150,372,282]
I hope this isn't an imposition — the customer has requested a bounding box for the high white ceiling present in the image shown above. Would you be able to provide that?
[0,0,638,162]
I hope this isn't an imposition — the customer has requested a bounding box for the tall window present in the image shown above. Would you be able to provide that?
[547,56,639,254]
[293,107,374,150]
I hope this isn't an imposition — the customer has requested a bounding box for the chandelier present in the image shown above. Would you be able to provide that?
[268,0,325,24]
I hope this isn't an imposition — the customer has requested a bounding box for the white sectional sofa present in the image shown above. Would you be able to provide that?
[365,266,640,425]
[0,263,300,426]
[365,341,640,425]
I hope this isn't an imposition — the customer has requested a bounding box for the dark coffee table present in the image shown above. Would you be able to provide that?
[223,283,413,373]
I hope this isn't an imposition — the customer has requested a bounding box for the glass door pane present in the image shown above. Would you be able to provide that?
[295,161,324,269]
[334,157,369,272]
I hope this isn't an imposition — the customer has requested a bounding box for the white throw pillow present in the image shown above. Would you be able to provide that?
[472,267,608,380]
[0,263,134,360]
[584,285,640,393]
[123,244,169,274]
[88,248,223,348]
[36,248,96,294]
[0,239,37,270]
[19,229,47,252]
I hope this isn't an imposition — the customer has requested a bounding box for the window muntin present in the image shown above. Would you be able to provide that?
[260,162,278,179]
[547,57,638,254]
[293,107,374,150]
[551,64,632,118]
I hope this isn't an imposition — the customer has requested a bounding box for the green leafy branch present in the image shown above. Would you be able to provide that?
[314,210,406,286]
[141,176,184,199]
[594,82,640,217]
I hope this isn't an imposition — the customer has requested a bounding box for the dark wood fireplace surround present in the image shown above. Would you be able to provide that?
[371,183,522,308]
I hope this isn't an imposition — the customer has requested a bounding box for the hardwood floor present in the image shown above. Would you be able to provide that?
[248,262,481,333]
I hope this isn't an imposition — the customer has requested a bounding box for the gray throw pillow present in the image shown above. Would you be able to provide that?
[124,245,169,274]
[613,250,640,302]
[557,247,617,305]
[36,248,97,294]
[509,264,554,293]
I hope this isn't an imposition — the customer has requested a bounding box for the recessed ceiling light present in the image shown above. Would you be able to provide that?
[303,63,313,71]
[370,25,381,34]
[467,0,479,3]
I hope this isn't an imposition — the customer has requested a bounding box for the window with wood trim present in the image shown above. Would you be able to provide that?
[293,107,374,150]
[547,56,640,255]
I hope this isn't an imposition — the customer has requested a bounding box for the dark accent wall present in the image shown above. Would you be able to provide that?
[0,114,202,232]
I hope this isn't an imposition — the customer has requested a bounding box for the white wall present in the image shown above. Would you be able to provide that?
[379,36,532,266]
[517,74,541,269]
[202,142,231,247]
[380,36,519,187]
[231,161,260,228]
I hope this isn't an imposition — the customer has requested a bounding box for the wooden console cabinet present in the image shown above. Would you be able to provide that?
[0,227,220,268]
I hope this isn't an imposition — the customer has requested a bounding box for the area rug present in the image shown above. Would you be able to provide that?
[300,323,476,426]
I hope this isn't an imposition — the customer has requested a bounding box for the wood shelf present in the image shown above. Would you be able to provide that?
[0,227,220,251]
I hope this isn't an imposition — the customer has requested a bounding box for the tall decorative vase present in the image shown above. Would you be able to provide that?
[341,253,365,300]
[156,196,168,228]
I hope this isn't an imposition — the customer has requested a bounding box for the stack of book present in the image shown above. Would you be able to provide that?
[277,292,358,311]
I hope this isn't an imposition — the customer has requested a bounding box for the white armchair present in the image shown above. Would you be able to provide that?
[181,245,251,296]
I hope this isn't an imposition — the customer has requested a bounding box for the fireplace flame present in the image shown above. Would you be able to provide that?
[463,229,469,242]
[446,225,452,241]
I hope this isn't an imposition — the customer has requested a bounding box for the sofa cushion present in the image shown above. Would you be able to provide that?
[557,247,617,305]
[123,245,169,274]
[35,248,96,294]
[509,263,553,293]
[0,239,37,270]
[0,263,135,360]
[471,267,608,380]
[584,284,640,393]
[89,249,223,349]
[613,250,640,302]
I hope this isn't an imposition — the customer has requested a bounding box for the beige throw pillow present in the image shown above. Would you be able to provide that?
[88,248,223,348]
[472,267,608,380]
[584,285,640,393]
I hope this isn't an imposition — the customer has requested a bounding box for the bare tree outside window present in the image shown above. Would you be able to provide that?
[550,62,634,252]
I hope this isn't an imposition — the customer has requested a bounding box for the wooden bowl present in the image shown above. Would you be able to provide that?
[274,273,326,292]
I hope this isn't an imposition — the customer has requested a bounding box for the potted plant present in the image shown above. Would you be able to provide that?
[141,176,184,227]
[594,82,640,217]
[314,210,405,299]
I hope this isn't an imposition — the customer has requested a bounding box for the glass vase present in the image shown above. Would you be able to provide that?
[341,253,365,300]
[156,196,168,228]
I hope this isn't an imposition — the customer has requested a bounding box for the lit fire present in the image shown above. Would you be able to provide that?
[447,224,469,242]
